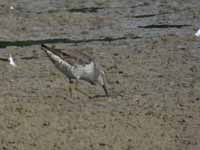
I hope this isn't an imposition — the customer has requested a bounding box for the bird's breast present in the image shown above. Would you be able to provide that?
[71,62,95,80]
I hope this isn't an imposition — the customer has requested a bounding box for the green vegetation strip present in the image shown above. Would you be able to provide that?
[0,36,129,48]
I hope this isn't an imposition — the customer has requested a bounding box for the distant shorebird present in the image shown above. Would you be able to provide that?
[0,54,16,67]
[9,54,16,67]
[195,28,200,37]
[41,44,109,97]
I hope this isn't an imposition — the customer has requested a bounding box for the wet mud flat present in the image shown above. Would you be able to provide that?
[0,0,200,149]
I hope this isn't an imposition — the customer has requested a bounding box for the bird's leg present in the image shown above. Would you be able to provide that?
[68,79,74,97]
[74,80,90,97]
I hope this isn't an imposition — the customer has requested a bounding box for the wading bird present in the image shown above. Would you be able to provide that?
[41,44,109,97]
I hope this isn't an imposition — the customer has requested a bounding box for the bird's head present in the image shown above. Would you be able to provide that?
[97,70,109,96]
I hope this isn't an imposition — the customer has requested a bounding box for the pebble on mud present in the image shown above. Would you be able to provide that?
[9,6,14,10]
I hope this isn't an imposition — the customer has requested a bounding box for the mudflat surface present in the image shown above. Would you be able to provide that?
[0,0,200,150]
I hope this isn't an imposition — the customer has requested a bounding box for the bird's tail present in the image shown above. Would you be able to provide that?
[41,44,62,57]
[41,44,51,52]
[41,44,59,57]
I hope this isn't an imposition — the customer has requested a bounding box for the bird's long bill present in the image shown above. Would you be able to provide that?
[102,84,109,97]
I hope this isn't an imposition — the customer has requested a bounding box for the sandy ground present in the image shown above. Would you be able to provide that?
[0,0,200,149]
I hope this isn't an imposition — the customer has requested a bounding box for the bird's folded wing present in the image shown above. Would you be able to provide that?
[41,44,94,66]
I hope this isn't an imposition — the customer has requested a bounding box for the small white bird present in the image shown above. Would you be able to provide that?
[195,28,200,37]
[9,54,16,67]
